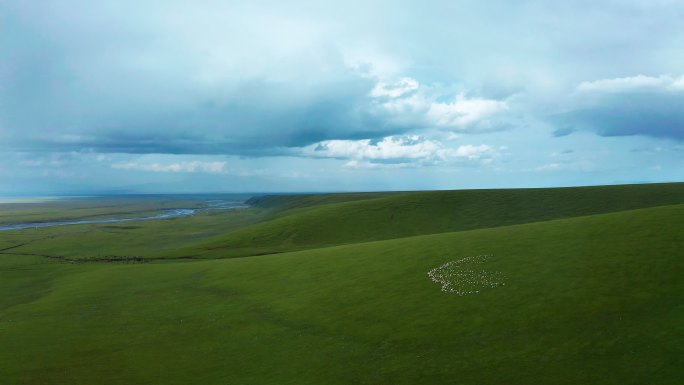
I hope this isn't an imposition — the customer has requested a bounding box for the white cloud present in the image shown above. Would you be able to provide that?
[300,135,495,165]
[451,144,493,158]
[426,95,508,127]
[370,77,420,98]
[533,160,595,172]
[534,162,563,171]
[112,161,227,173]
[446,132,463,141]
[302,136,438,160]
[577,74,684,93]
[370,77,508,131]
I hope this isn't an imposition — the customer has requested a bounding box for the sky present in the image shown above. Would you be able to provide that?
[1,0,683,194]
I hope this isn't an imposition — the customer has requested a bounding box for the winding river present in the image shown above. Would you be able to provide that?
[0,200,249,232]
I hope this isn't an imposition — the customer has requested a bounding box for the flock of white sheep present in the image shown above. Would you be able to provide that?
[427,254,505,295]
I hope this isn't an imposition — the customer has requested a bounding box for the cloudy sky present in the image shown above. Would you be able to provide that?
[1,0,683,194]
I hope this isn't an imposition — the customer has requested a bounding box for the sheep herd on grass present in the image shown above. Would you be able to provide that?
[427,254,505,295]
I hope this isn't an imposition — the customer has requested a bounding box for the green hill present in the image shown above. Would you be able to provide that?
[2,183,684,384]
[2,202,683,384]
[245,191,397,214]
[192,182,684,259]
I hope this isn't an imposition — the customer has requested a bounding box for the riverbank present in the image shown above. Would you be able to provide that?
[0,195,251,231]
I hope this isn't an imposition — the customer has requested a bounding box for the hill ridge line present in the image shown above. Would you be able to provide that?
[201,202,684,261]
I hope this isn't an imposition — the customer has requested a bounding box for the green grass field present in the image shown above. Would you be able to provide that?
[1,184,683,384]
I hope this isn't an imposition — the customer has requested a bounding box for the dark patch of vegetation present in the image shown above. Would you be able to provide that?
[100,225,142,230]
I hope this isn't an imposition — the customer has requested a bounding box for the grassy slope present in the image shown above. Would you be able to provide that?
[1,203,683,384]
[191,182,684,259]
[245,192,397,214]
[0,193,393,261]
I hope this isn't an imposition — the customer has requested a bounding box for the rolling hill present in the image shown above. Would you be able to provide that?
[1,183,683,384]
[190,182,684,259]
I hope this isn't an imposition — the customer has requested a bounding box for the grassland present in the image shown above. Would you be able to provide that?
[1,184,683,384]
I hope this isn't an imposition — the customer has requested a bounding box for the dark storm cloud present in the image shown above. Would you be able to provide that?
[0,1,409,155]
[5,0,684,157]
[553,77,684,141]
[552,127,576,138]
